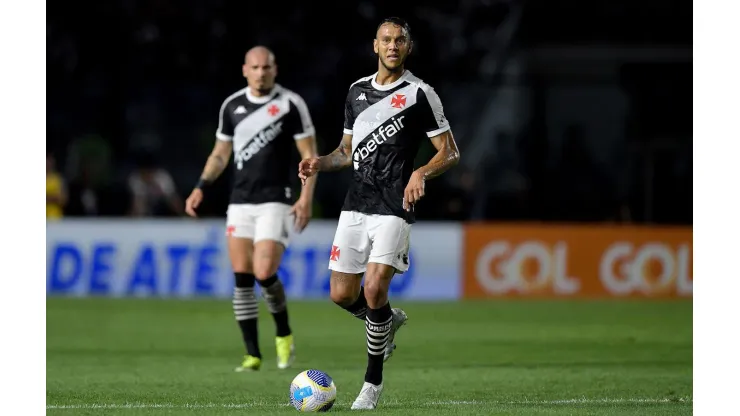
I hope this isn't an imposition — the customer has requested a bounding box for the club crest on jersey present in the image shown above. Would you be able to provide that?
[391,94,406,109]
[235,121,284,169]
[353,116,406,167]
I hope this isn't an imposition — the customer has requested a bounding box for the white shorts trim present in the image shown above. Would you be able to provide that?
[225,202,294,247]
[328,211,411,274]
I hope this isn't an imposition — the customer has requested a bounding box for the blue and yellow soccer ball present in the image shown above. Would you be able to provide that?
[289,369,337,412]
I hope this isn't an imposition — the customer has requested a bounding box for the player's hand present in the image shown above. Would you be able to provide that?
[290,198,312,233]
[298,157,320,185]
[185,188,204,217]
[403,170,426,212]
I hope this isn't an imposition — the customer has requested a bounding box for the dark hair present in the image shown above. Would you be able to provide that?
[376,17,412,41]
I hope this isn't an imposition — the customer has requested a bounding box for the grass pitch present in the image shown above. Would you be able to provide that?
[47,298,692,415]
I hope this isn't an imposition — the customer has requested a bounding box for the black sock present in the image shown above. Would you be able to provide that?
[258,274,292,337]
[364,302,392,385]
[340,286,368,320]
[233,272,261,358]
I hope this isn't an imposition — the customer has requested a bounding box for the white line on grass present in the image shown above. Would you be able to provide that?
[47,397,692,410]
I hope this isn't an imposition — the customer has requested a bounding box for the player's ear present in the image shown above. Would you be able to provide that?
[408,40,413,55]
[373,39,379,54]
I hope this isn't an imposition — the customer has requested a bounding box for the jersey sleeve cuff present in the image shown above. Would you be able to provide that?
[216,132,233,141]
[293,127,316,141]
[425,124,450,138]
[343,128,353,135]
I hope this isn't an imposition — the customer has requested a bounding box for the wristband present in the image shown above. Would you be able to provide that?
[195,178,211,190]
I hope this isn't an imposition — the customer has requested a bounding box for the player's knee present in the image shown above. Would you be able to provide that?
[229,251,253,273]
[330,286,355,307]
[253,267,278,281]
[252,241,284,279]
[329,272,362,306]
[252,257,280,280]
[231,259,253,274]
[363,275,389,307]
[228,237,254,273]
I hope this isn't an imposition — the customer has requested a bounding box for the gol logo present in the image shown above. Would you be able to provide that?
[599,242,692,296]
[474,241,580,294]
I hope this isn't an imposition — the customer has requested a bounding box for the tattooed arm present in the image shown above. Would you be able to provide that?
[417,130,460,180]
[199,140,233,182]
[185,140,232,217]
[298,134,353,183]
[403,130,460,211]
[318,134,353,171]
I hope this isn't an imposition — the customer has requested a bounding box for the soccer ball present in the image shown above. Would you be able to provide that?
[289,369,337,412]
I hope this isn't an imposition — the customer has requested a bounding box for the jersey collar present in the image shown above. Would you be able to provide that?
[246,84,282,104]
[371,70,411,91]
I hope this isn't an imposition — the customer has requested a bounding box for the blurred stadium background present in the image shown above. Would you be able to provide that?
[46,0,692,414]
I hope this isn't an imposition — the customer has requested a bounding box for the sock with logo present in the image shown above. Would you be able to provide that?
[364,301,392,385]
[233,272,261,358]
[258,274,291,337]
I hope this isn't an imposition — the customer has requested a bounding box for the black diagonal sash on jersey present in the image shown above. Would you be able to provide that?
[350,84,418,169]
[232,96,289,170]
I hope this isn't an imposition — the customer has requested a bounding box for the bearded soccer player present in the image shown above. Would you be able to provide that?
[186,46,318,372]
[298,18,460,409]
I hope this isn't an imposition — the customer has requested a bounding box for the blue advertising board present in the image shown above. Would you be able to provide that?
[46,220,462,300]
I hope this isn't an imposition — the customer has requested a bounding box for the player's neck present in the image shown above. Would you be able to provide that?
[375,67,405,86]
[248,85,274,97]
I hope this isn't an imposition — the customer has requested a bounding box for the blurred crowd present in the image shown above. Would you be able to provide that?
[47,0,691,224]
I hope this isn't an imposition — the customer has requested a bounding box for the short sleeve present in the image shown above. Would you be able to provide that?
[154,170,177,197]
[417,85,451,138]
[216,98,235,141]
[343,87,356,136]
[127,174,146,197]
[287,94,316,140]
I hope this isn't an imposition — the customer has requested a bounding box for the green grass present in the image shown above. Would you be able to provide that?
[47,299,692,415]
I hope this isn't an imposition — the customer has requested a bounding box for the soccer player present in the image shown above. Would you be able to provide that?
[298,18,460,409]
[185,46,318,372]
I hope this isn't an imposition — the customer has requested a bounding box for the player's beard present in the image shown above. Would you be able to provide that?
[380,55,405,73]
[255,83,274,95]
